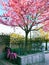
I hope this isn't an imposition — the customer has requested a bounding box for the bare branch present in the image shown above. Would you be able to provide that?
[18,23,25,30]
[36,16,49,24]
[31,25,44,31]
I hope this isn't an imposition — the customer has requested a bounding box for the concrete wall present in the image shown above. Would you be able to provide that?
[20,52,45,65]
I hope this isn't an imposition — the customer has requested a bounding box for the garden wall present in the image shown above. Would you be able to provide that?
[19,52,45,65]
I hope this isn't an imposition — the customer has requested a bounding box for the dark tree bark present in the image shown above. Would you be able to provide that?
[45,40,47,50]
[25,31,28,48]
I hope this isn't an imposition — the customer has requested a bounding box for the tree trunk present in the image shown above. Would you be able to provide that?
[25,32,28,50]
[45,40,47,51]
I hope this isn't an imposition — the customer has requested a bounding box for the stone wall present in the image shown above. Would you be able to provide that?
[19,52,45,65]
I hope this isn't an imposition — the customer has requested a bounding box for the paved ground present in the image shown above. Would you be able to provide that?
[0,53,49,65]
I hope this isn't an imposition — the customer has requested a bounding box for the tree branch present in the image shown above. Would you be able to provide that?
[18,23,25,30]
[36,16,49,24]
[31,25,44,31]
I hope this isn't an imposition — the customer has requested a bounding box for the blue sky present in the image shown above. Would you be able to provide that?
[0,0,8,15]
[0,5,6,15]
[0,9,5,15]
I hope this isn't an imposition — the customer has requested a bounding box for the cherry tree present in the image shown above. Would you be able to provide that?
[0,0,49,48]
